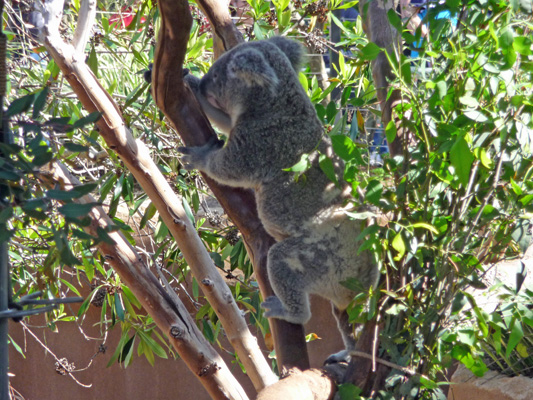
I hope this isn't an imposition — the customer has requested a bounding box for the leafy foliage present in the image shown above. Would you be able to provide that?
[4,0,533,397]
[325,1,533,398]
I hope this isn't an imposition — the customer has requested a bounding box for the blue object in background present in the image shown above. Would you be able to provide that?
[370,127,388,155]
[411,9,457,58]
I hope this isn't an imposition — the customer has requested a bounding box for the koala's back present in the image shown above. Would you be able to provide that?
[225,41,351,239]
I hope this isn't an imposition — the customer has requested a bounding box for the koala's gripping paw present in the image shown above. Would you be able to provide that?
[261,296,287,319]
[177,136,223,171]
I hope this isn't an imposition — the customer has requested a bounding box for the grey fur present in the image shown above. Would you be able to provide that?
[179,37,379,356]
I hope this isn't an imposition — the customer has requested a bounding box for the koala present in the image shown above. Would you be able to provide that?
[179,37,379,361]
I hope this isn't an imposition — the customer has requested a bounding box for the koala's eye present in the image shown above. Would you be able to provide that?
[213,72,218,80]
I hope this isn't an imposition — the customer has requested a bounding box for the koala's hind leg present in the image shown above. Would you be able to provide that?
[261,237,315,325]
[324,305,357,364]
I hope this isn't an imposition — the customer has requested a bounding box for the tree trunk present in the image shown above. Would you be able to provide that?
[359,0,410,158]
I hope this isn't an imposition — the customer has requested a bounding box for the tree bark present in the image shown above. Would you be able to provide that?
[359,0,409,158]
[152,0,310,372]
[257,364,346,400]
[37,0,277,393]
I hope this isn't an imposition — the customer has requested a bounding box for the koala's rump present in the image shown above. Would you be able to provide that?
[279,214,375,309]
[308,215,376,306]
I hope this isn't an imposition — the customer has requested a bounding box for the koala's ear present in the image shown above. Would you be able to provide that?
[227,48,279,89]
[268,37,304,71]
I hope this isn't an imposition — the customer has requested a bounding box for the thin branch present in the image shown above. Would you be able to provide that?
[20,322,93,388]
[72,0,97,54]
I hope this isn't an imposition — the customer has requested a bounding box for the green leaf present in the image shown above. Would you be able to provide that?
[298,72,308,92]
[473,147,494,169]
[182,197,195,226]
[140,202,157,229]
[435,81,447,99]
[83,258,94,282]
[506,321,524,357]
[137,330,168,359]
[120,335,135,366]
[60,278,81,296]
[114,293,125,322]
[331,135,363,163]
[459,96,479,108]
[0,207,13,224]
[387,8,402,31]
[285,153,310,173]
[58,202,98,218]
[6,93,36,117]
[87,46,98,76]
[338,51,345,75]
[401,58,411,85]
[450,136,474,187]
[498,29,514,50]
[513,36,532,55]
[8,335,25,358]
[63,142,88,153]
[385,120,397,145]
[74,183,98,196]
[46,189,81,201]
[365,180,382,205]
[392,233,406,261]
[72,111,102,129]
[32,87,49,119]
[410,222,438,234]
[319,154,338,184]
[326,101,338,123]
[451,292,467,314]
[359,42,382,61]
[512,219,532,254]
[31,151,54,167]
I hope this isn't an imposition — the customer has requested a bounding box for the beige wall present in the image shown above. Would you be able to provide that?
[8,295,343,399]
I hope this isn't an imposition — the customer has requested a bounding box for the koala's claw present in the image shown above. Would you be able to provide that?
[261,296,285,319]
[178,136,223,171]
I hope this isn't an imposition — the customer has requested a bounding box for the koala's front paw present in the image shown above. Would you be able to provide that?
[178,136,223,171]
[261,296,286,319]
[183,69,200,92]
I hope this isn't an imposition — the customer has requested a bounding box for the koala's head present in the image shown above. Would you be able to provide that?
[199,37,304,123]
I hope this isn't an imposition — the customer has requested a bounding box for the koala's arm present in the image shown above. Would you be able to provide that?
[183,73,233,135]
[178,134,261,188]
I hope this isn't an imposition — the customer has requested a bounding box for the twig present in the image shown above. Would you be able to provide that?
[20,322,93,388]
[349,350,418,377]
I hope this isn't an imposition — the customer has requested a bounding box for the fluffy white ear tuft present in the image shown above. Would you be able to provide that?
[227,48,279,89]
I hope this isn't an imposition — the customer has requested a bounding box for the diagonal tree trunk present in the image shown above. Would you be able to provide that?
[37,0,276,395]
[39,161,249,400]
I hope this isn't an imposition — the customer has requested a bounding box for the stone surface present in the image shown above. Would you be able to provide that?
[448,364,533,400]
